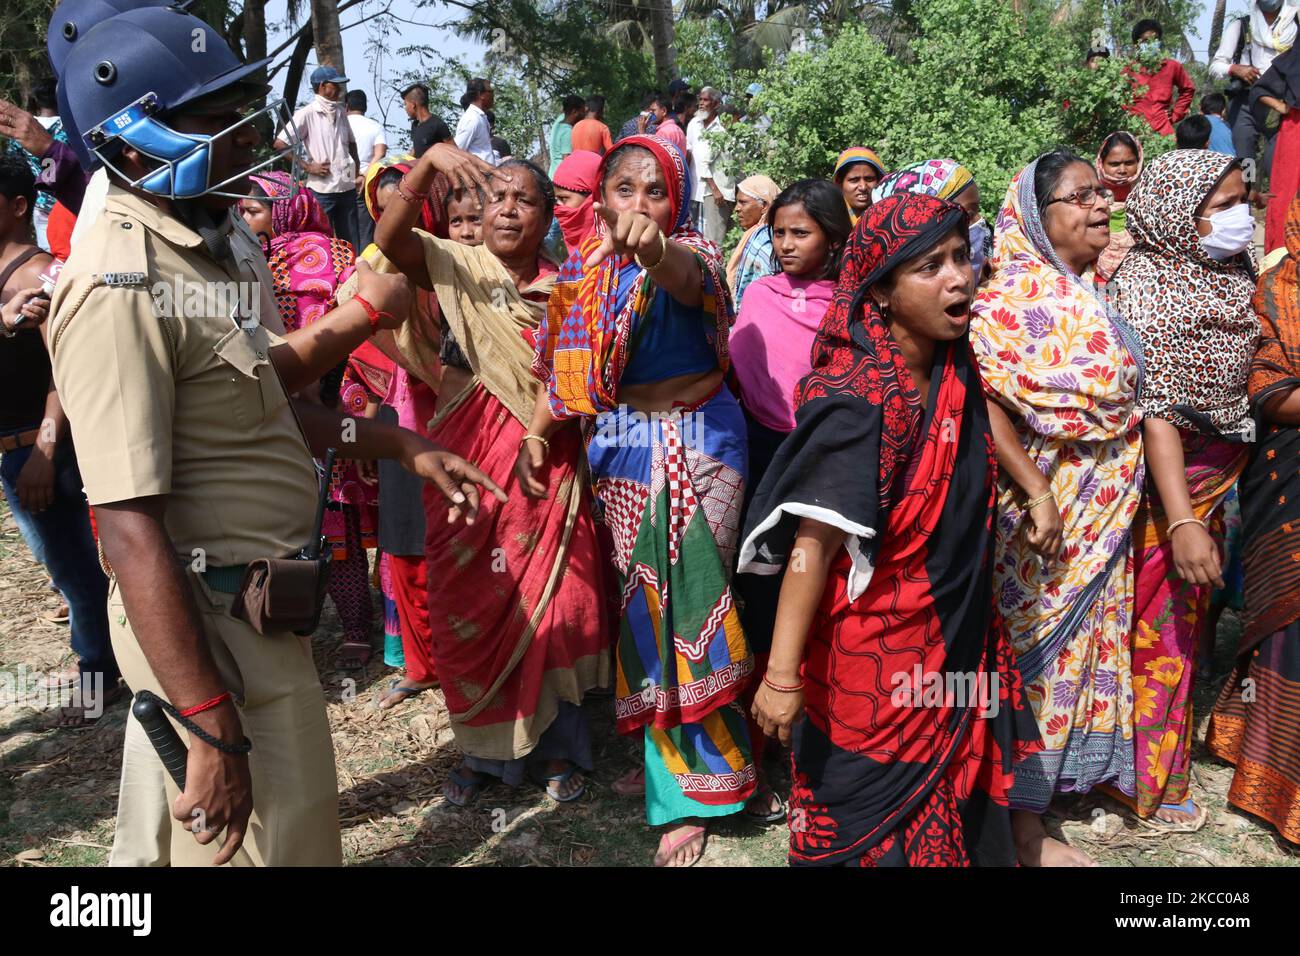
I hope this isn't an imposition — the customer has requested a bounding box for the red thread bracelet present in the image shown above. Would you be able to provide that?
[762,674,804,693]
[352,294,392,334]
[180,691,231,718]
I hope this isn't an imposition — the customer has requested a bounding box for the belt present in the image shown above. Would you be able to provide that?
[200,564,249,594]
[0,429,41,452]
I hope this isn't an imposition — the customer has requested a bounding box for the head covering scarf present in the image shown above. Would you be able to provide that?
[362,153,450,240]
[725,173,780,299]
[535,134,732,418]
[551,148,602,253]
[1110,149,1258,437]
[247,170,356,331]
[1094,132,1146,281]
[871,158,974,205]
[832,145,885,182]
[738,194,1040,866]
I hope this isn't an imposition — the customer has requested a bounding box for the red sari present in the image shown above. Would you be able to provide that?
[739,194,1041,866]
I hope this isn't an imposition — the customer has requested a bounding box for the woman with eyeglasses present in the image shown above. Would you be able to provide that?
[970,151,1145,865]
[1107,150,1258,832]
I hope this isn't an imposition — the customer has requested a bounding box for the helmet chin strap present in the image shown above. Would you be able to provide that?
[173,197,234,263]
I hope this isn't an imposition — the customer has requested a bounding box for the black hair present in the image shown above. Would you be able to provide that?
[1099,130,1140,161]
[1086,47,1110,61]
[561,94,585,116]
[673,92,697,114]
[485,109,496,128]
[1033,149,1091,220]
[641,90,661,110]
[0,155,36,218]
[31,78,58,113]
[1176,114,1212,149]
[444,183,486,209]
[247,181,272,203]
[602,142,653,187]
[585,95,605,115]
[1201,92,1227,116]
[344,89,367,112]
[376,168,404,193]
[496,158,555,220]
[766,178,854,281]
[1132,18,1163,43]
[491,135,511,158]
[402,83,429,107]
[461,77,491,110]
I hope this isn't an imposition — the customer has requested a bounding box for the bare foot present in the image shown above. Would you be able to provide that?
[653,822,706,867]
[1013,809,1097,867]
[376,678,437,711]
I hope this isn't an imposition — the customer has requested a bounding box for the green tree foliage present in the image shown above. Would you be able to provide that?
[715,0,1169,217]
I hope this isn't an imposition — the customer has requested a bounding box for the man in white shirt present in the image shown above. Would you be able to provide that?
[345,89,386,250]
[686,87,721,231]
[454,78,499,165]
[273,65,362,251]
[696,103,737,250]
[1209,0,1299,161]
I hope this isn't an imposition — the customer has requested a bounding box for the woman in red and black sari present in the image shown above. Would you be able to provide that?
[739,193,1041,866]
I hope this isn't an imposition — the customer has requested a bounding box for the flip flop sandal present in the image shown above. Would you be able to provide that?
[612,766,646,796]
[745,790,788,824]
[1137,797,1209,833]
[533,765,587,803]
[375,677,433,710]
[443,765,489,809]
[54,684,124,730]
[653,825,707,867]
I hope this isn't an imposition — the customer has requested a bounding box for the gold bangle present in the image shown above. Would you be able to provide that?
[519,433,550,452]
[634,230,668,271]
[1166,517,1205,536]
[1025,490,1054,510]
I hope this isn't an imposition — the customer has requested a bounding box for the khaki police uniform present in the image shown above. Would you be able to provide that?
[49,183,342,866]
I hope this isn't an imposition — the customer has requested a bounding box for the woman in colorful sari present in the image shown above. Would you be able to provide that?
[832,146,886,224]
[740,192,1041,866]
[871,158,990,281]
[363,143,609,803]
[1207,196,1300,846]
[1110,149,1258,828]
[970,152,1145,866]
[241,171,384,670]
[726,174,780,308]
[1093,131,1143,284]
[527,135,755,866]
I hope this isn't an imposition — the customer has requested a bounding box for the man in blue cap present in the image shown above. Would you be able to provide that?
[274,64,362,250]
[49,5,502,866]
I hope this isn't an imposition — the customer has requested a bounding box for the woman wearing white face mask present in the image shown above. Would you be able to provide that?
[1108,149,1258,832]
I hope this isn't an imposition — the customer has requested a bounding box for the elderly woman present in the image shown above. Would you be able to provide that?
[361,143,609,806]
[527,135,754,867]
[726,174,780,307]
[740,193,1040,866]
[1208,196,1300,847]
[1110,149,1258,830]
[970,151,1145,865]
[832,146,886,224]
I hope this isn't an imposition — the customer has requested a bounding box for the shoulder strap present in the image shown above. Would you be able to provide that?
[1235,15,1250,63]
[0,247,45,296]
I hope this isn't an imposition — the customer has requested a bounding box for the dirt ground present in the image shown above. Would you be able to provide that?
[1,502,1297,869]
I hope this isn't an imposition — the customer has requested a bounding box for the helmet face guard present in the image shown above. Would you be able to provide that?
[85,92,306,201]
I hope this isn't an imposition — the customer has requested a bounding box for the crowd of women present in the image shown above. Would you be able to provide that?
[236,118,1300,867]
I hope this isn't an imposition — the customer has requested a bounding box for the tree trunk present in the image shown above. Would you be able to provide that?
[647,0,678,87]
[1209,0,1227,58]
[284,25,316,106]
[310,0,346,73]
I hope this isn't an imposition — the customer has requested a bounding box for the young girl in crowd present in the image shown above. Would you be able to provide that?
[1093,131,1143,283]
[730,177,852,822]
[740,192,1040,866]
[1109,149,1258,830]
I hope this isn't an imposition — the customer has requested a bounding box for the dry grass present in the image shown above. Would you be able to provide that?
[1,502,1296,868]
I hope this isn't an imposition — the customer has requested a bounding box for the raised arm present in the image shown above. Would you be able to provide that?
[585,203,704,307]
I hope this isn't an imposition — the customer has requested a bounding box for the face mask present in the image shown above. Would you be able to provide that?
[969,220,990,280]
[1138,40,1162,59]
[1196,203,1254,260]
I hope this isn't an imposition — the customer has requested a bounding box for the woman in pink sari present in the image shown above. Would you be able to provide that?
[242,171,384,670]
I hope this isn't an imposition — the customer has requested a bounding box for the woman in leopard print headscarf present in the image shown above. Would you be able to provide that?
[1108,149,1258,831]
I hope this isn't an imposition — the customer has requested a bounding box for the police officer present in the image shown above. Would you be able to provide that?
[49,6,502,866]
